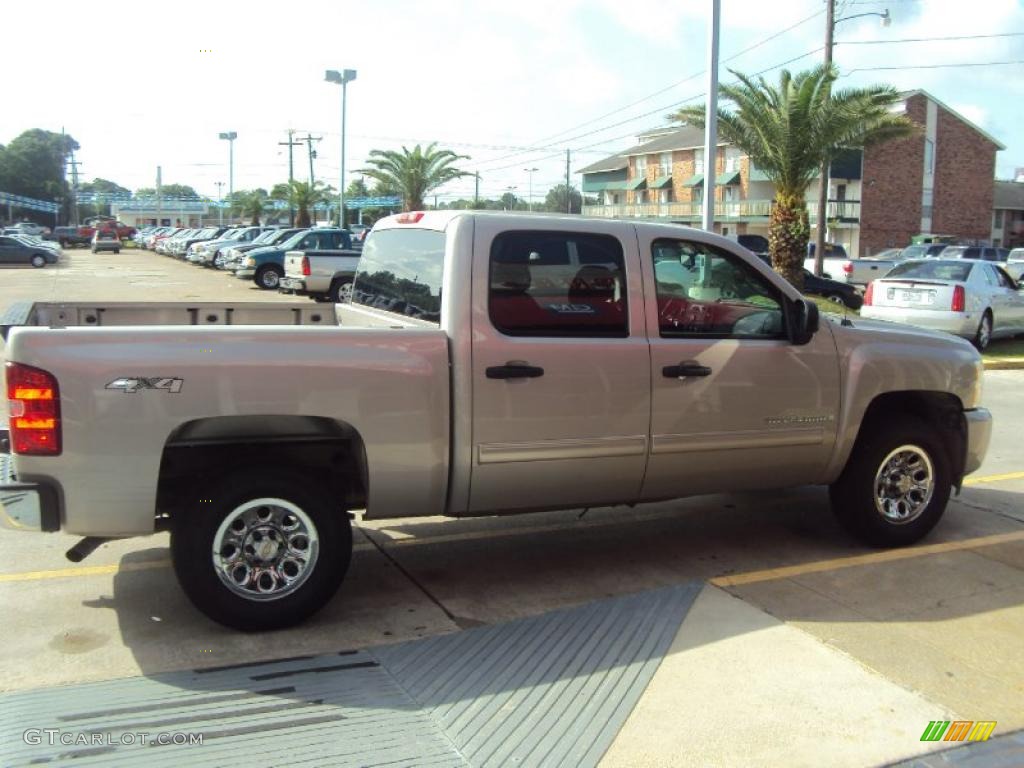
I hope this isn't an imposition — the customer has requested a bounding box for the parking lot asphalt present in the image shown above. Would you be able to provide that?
[1,248,1022,767]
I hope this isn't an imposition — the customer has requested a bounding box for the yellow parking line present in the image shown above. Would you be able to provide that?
[709,530,1024,587]
[0,559,169,583]
[963,470,1024,486]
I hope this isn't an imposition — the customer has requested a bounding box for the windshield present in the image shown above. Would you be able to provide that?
[899,245,928,259]
[250,229,277,244]
[886,260,973,282]
[352,228,445,323]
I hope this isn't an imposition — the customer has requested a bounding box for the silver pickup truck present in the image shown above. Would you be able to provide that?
[280,248,361,303]
[1,212,992,630]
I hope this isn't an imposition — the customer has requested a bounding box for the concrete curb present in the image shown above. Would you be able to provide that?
[983,359,1024,371]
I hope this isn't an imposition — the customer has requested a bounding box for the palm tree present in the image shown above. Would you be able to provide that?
[285,180,329,227]
[359,143,471,212]
[671,65,915,286]
[240,191,267,225]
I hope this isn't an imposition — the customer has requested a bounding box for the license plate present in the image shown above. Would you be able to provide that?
[897,289,933,304]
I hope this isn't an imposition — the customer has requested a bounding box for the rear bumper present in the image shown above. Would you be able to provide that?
[963,408,993,477]
[0,448,61,533]
[280,277,311,294]
[859,305,977,337]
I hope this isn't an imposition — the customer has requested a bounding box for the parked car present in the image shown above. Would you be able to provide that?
[49,226,89,248]
[939,245,1010,263]
[11,234,61,254]
[0,212,992,630]
[280,245,361,302]
[0,234,59,267]
[236,228,351,289]
[91,230,121,253]
[751,253,863,309]
[188,226,272,266]
[217,228,303,270]
[897,243,948,260]
[861,258,1024,350]
[1006,248,1024,281]
[7,222,51,237]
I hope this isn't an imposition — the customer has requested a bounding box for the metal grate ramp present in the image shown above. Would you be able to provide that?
[1,583,701,767]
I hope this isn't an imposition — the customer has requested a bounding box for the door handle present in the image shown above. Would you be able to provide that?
[486,362,545,379]
[662,362,712,378]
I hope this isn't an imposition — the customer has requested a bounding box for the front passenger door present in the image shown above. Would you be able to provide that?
[641,236,841,500]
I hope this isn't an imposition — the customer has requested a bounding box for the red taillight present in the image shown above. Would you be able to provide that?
[842,263,853,274]
[863,282,874,306]
[951,285,965,312]
[301,255,311,276]
[396,211,425,224]
[5,362,61,455]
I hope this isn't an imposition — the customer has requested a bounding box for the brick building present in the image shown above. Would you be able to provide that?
[991,178,1024,249]
[579,90,1003,257]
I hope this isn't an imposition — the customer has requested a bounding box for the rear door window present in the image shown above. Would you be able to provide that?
[488,231,628,337]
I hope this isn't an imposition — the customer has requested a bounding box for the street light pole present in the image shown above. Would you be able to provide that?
[215,182,224,226]
[505,186,517,211]
[218,131,237,222]
[326,69,357,228]
[814,5,891,275]
[701,0,720,232]
[523,167,538,211]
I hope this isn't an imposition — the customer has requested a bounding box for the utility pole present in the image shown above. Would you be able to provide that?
[301,133,322,185]
[565,149,571,213]
[701,0,720,232]
[215,181,225,226]
[813,0,836,276]
[474,172,480,208]
[279,130,301,225]
[156,166,163,226]
[67,152,82,226]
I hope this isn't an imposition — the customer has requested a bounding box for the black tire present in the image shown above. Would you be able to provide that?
[30,254,46,268]
[829,416,951,547]
[327,278,352,304]
[255,264,282,290]
[171,466,352,631]
[973,311,992,351]
[114,249,120,254]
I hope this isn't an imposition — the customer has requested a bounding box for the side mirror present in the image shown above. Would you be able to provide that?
[791,297,819,345]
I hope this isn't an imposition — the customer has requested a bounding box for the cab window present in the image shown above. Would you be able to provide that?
[488,231,628,337]
[651,238,784,339]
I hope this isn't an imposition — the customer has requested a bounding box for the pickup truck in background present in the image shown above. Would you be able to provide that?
[804,243,916,286]
[236,228,352,290]
[280,247,361,302]
[0,212,992,630]
[77,221,137,242]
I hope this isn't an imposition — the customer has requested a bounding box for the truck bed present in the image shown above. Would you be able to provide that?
[1,301,340,340]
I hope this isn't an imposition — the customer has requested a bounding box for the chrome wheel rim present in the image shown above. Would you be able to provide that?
[212,498,319,601]
[873,445,934,524]
[826,294,843,304]
[261,270,279,288]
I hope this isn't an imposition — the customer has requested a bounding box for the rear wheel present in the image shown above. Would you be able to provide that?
[30,254,46,268]
[973,311,992,351]
[171,467,352,630]
[830,416,951,547]
[255,264,283,289]
[823,292,845,306]
[327,278,352,304]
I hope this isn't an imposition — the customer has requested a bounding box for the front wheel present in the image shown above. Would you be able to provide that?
[255,264,282,289]
[829,416,951,547]
[30,254,46,268]
[171,467,352,630]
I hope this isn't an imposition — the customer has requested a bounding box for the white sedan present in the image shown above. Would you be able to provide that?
[861,258,1024,350]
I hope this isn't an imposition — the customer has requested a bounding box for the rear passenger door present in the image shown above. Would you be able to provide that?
[468,221,651,514]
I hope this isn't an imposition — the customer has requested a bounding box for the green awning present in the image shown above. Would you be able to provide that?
[716,171,741,185]
[749,167,770,182]
[651,175,673,189]
[585,180,630,192]
[682,174,704,187]
[626,177,647,190]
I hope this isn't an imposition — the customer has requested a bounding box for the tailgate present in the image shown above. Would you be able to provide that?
[284,250,307,279]
[871,280,957,309]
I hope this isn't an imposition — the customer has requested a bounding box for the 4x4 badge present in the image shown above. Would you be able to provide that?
[105,377,184,394]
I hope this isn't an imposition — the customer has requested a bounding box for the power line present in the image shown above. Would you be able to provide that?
[473,10,825,170]
[845,59,1024,73]
[838,31,1024,44]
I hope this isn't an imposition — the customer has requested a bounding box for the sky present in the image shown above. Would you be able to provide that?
[2,0,1022,207]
